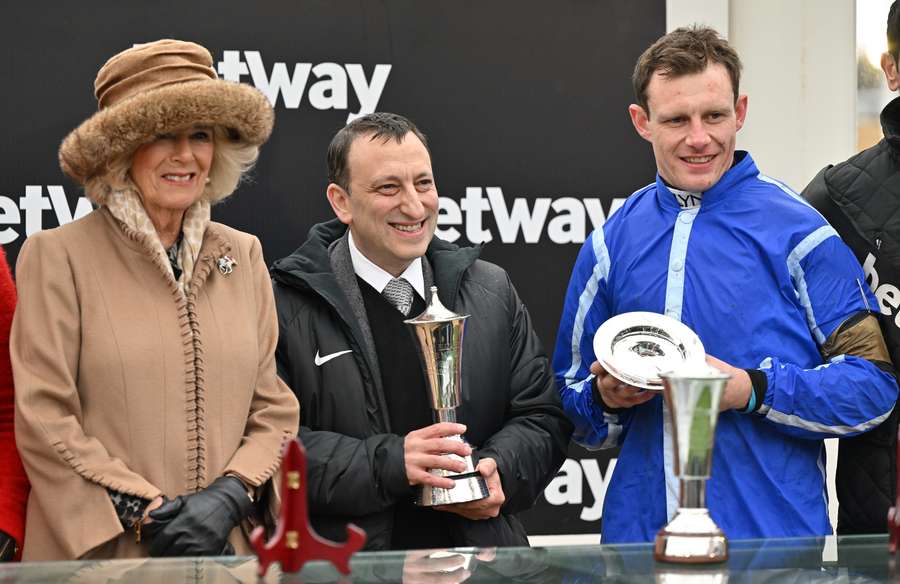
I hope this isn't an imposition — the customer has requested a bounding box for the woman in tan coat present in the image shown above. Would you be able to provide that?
[11,39,299,560]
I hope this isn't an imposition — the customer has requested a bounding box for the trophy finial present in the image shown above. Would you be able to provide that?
[405,286,470,324]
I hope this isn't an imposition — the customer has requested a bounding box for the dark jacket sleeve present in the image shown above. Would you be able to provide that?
[477,273,573,514]
[274,289,411,517]
[297,426,409,516]
[801,167,833,216]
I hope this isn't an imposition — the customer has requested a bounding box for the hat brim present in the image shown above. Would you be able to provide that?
[59,79,274,185]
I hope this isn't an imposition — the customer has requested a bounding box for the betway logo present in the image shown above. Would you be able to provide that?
[437,187,626,245]
[7,185,624,247]
[543,457,616,521]
[0,186,91,244]
[864,253,900,328]
[217,51,391,122]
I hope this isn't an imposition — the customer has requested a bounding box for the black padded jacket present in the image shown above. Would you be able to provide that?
[803,96,900,534]
[270,219,573,550]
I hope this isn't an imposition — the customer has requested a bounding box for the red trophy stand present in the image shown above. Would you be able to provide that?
[251,439,367,577]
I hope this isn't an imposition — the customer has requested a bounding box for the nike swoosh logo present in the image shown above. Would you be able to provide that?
[314,349,353,366]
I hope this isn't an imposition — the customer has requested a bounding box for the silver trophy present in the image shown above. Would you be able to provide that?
[405,286,489,506]
[654,366,731,563]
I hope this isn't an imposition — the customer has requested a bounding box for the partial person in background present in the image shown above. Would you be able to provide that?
[0,247,28,560]
[12,39,299,560]
[554,25,898,543]
[802,0,900,535]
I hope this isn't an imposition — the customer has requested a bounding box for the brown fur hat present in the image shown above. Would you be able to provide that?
[59,39,274,185]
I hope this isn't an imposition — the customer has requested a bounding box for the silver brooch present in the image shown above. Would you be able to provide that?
[217,255,237,276]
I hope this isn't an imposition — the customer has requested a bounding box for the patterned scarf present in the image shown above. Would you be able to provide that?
[105,188,210,296]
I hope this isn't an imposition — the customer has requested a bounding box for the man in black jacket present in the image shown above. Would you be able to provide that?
[271,112,572,550]
[802,1,900,534]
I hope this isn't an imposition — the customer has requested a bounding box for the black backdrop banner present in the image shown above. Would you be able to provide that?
[2,1,664,537]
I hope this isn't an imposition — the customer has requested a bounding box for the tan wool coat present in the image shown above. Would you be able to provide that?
[11,208,300,560]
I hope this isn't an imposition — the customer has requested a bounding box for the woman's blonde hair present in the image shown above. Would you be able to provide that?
[84,126,260,207]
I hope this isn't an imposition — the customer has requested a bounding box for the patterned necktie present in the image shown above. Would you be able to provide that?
[382,277,415,316]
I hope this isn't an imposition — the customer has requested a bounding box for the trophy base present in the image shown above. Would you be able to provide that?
[654,508,728,564]
[416,472,489,506]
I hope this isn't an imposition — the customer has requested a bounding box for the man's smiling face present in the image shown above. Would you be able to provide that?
[328,132,438,277]
[629,63,748,192]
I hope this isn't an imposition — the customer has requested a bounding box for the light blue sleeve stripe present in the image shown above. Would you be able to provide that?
[759,353,894,434]
[757,174,805,204]
[765,406,893,435]
[816,444,828,510]
[563,228,611,382]
[758,172,836,227]
[786,225,839,345]
[601,411,623,448]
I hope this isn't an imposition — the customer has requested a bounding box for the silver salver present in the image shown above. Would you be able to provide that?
[593,312,706,391]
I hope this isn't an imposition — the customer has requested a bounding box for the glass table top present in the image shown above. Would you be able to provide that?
[0,534,895,583]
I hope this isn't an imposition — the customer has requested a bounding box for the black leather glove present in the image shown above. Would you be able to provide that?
[147,475,252,557]
[0,530,15,561]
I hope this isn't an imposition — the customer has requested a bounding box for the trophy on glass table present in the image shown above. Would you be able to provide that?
[405,286,489,506]
[592,312,730,564]
[654,365,731,564]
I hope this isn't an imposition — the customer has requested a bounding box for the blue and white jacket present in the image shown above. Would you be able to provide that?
[553,152,898,542]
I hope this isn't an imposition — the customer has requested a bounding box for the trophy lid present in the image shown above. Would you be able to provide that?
[405,286,470,324]
[593,311,706,391]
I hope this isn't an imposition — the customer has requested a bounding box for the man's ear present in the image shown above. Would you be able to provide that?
[882,52,900,91]
[734,94,749,132]
[326,183,352,225]
[628,104,653,142]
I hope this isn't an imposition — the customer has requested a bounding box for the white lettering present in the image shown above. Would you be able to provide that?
[859,253,900,332]
[1,186,92,243]
[0,197,20,245]
[486,187,551,244]
[243,51,312,109]
[217,52,391,122]
[863,253,879,291]
[547,197,585,244]
[217,50,249,82]
[436,196,462,242]
[544,459,582,506]
[437,189,625,245]
[48,185,92,225]
[22,185,52,236]
[543,457,617,520]
[345,64,392,122]
[580,458,616,521]
[308,63,347,110]
[876,283,900,316]
[460,187,492,244]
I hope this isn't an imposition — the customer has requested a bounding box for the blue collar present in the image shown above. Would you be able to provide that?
[655,151,757,211]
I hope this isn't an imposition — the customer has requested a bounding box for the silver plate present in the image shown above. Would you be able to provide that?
[593,312,706,391]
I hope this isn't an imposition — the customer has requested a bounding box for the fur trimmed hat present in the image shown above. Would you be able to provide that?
[59,39,274,185]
